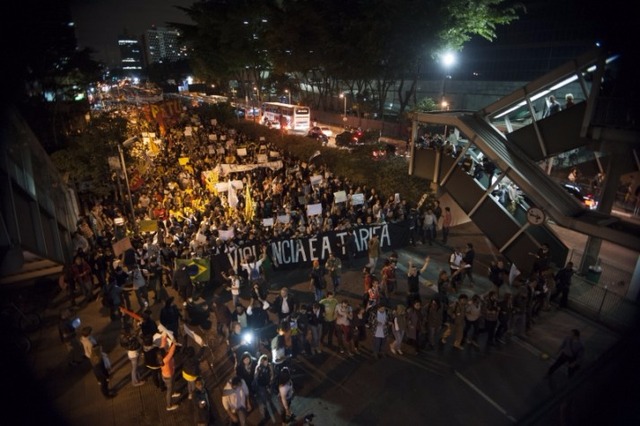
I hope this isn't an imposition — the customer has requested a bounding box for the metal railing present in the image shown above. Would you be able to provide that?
[567,273,640,332]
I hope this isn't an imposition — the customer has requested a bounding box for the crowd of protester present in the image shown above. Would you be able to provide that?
[57,102,575,426]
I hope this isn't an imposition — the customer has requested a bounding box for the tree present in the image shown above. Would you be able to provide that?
[50,114,128,198]
[174,0,523,116]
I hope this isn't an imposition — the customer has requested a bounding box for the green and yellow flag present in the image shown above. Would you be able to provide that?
[175,258,210,282]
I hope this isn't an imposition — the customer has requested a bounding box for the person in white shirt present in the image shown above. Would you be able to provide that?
[221,376,251,426]
[222,268,242,306]
[422,209,437,246]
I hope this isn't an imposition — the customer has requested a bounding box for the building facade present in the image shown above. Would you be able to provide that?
[145,26,187,65]
[118,33,144,75]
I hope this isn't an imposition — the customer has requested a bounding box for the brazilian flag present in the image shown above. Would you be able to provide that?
[175,258,210,282]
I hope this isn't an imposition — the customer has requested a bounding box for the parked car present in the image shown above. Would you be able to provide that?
[563,183,599,209]
[320,127,333,138]
[307,127,328,145]
[335,128,364,147]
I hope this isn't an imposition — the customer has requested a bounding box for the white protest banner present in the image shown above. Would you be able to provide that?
[156,324,175,346]
[307,203,322,216]
[184,126,193,137]
[259,136,266,142]
[351,193,365,205]
[182,324,204,346]
[220,134,226,141]
[211,119,217,126]
[218,161,284,176]
[237,148,248,156]
[215,180,243,192]
[262,218,274,227]
[209,134,217,141]
[277,214,290,224]
[257,154,268,163]
[417,193,429,209]
[218,228,235,241]
[334,190,347,203]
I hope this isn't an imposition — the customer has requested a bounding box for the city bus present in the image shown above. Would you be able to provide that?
[260,102,311,132]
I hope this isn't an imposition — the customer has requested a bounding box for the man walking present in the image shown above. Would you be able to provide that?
[546,329,584,379]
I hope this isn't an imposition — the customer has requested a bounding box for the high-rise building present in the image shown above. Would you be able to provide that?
[118,32,144,75]
[145,26,187,64]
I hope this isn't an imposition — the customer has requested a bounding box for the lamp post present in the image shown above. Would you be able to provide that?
[285,89,291,104]
[440,51,456,139]
[339,93,347,121]
[118,136,138,229]
[440,51,456,109]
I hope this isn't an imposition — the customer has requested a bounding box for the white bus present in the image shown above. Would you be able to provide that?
[260,102,311,132]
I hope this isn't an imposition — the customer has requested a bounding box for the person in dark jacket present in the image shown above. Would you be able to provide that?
[140,309,158,340]
[90,344,116,398]
[193,377,213,426]
[552,262,574,308]
[160,297,182,343]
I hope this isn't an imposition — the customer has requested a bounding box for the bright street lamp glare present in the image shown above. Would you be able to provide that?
[442,52,456,68]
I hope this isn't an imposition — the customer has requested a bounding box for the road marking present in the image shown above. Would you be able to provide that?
[454,370,518,423]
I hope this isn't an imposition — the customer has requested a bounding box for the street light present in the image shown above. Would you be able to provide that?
[339,93,347,121]
[118,136,138,229]
[440,51,456,108]
[285,89,291,104]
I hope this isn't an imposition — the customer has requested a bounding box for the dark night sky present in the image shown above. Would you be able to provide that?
[70,0,195,66]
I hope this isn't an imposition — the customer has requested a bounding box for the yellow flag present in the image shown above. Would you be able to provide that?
[245,180,254,221]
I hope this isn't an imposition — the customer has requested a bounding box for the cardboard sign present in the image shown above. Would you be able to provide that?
[270,151,279,158]
[310,175,323,186]
[307,203,322,216]
[262,218,274,227]
[351,193,365,205]
[257,154,268,163]
[277,215,290,224]
[139,220,158,233]
[218,229,235,241]
[237,148,247,156]
[209,134,217,141]
[112,237,133,257]
[334,190,347,203]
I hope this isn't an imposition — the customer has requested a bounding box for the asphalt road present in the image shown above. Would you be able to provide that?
[17,221,625,426]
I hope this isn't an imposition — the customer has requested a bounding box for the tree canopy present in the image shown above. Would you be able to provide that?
[176,0,524,116]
